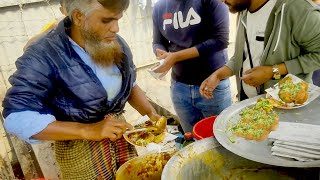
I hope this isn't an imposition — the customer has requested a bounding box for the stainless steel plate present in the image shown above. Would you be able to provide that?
[214,95,320,167]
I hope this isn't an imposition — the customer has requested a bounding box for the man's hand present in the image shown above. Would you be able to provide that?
[200,74,220,99]
[199,66,233,99]
[241,66,273,87]
[153,48,176,74]
[82,116,133,141]
[147,112,162,122]
[156,48,168,59]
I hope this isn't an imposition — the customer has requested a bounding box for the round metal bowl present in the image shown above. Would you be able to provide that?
[116,151,172,180]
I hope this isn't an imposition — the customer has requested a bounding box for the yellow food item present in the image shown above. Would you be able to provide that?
[135,153,171,179]
[41,20,56,32]
[229,98,279,141]
[126,117,167,146]
[117,152,173,180]
[154,132,166,143]
[131,132,155,146]
[278,76,293,88]
[278,77,309,104]
[266,98,285,108]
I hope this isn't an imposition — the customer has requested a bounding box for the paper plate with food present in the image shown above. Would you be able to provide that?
[265,74,320,109]
[123,116,168,147]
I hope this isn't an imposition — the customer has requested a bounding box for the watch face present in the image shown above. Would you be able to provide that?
[272,68,277,73]
[272,66,278,72]
[272,65,280,79]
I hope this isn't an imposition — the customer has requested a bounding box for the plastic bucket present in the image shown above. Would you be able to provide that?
[192,116,217,140]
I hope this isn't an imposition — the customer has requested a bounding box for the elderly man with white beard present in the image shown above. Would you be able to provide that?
[2,0,161,179]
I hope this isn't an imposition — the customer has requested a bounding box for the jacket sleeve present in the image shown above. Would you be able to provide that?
[2,54,55,118]
[4,111,55,144]
[226,13,242,75]
[285,9,320,74]
[195,0,229,56]
[226,55,236,74]
[152,3,169,54]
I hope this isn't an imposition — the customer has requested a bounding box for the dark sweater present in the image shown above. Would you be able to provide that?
[152,0,229,85]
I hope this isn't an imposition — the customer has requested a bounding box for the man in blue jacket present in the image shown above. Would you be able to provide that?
[2,0,160,179]
[152,0,232,133]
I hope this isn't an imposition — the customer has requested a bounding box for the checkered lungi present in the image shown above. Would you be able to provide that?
[54,115,137,180]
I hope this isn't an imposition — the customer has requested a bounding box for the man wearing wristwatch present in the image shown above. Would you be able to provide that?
[200,0,320,101]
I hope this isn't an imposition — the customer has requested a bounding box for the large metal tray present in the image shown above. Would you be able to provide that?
[214,95,320,167]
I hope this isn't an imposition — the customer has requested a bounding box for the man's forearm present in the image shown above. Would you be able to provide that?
[262,63,288,81]
[277,63,288,76]
[32,121,87,141]
[128,85,157,117]
[173,47,200,63]
[215,65,233,80]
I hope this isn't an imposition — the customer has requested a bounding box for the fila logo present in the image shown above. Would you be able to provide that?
[163,7,201,30]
